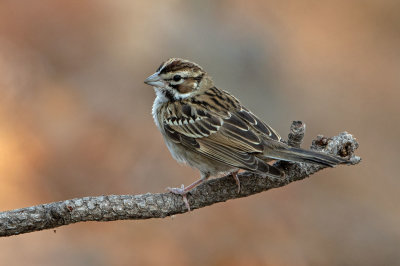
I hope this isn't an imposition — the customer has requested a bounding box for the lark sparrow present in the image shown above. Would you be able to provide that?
[145,58,348,210]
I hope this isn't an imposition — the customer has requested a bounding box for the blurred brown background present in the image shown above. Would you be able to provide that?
[0,0,399,265]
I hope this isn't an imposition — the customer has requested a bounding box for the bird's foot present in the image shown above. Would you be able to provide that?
[167,185,191,211]
[166,177,207,211]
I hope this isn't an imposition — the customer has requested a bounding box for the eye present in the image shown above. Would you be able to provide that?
[173,75,182,82]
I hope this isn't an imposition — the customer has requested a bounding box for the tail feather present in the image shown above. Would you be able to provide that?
[268,147,349,167]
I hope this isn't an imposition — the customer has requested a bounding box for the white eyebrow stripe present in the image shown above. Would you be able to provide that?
[174,71,191,78]
[169,79,185,85]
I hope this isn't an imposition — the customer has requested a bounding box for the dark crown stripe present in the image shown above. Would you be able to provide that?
[160,60,202,74]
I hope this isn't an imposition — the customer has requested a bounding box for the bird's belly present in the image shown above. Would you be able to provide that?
[164,138,236,176]
[164,138,189,164]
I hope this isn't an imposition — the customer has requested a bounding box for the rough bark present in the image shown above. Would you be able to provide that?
[0,121,361,237]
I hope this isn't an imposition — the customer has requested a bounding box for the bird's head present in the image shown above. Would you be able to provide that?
[144,58,212,101]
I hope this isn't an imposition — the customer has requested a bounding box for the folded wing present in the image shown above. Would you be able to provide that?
[163,103,282,176]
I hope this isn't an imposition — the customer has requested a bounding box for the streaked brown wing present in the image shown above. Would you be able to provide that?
[162,100,281,174]
[235,107,282,142]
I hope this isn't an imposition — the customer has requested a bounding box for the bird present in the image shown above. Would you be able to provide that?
[144,58,349,210]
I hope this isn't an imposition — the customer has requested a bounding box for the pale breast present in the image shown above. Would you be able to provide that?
[152,92,187,163]
[152,89,168,130]
[152,93,235,175]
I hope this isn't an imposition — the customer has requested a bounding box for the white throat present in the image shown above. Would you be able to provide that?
[152,88,168,130]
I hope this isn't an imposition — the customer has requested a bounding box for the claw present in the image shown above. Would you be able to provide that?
[231,171,241,193]
[167,184,185,194]
[182,195,190,211]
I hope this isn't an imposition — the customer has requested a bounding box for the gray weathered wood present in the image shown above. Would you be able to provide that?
[0,121,360,237]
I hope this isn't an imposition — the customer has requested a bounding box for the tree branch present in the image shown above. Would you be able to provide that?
[0,121,361,237]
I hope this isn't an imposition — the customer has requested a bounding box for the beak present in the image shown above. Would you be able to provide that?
[144,72,164,87]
